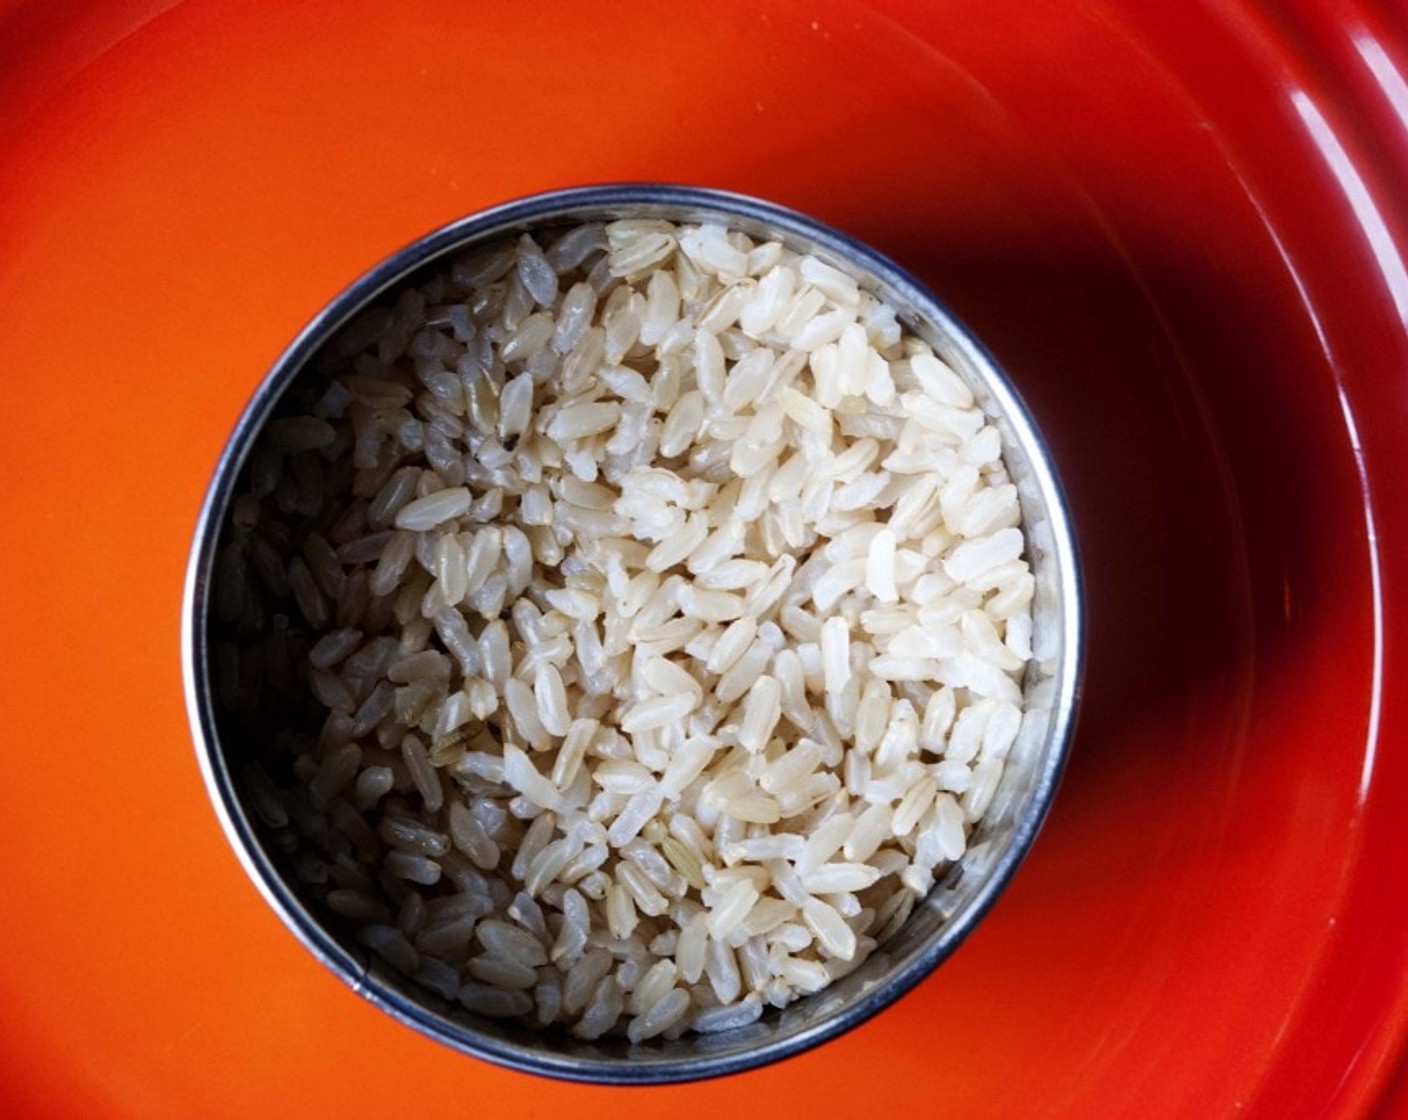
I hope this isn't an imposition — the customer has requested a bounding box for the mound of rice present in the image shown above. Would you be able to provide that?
[212,217,1035,1043]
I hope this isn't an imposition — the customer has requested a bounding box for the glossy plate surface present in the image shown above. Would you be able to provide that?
[1,0,1405,1115]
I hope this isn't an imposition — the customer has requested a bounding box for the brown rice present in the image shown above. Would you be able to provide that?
[211,217,1035,1043]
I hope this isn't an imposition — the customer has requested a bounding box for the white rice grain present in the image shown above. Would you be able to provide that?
[737,675,783,753]
[395,487,472,531]
[801,897,857,961]
[820,616,852,698]
[620,692,697,733]
[502,744,568,812]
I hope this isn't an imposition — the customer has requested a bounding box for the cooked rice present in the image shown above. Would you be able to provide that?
[212,217,1035,1042]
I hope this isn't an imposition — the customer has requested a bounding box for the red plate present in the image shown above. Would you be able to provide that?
[1,0,1405,1115]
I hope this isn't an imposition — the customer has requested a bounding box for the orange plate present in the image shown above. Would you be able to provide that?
[2,1,1407,1116]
